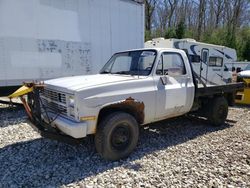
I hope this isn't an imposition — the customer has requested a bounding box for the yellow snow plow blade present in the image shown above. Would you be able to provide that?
[7,82,44,120]
[235,78,250,105]
[8,85,33,98]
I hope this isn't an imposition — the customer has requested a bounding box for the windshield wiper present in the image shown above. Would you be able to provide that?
[112,71,131,75]
[100,71,110,74]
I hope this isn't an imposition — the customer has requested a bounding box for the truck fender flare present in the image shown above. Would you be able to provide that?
[97,97,145,124]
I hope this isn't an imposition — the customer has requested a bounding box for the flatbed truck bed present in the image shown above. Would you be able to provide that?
[196,83,244,97]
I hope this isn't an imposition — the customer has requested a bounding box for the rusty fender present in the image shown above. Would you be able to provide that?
[102,97,145,124]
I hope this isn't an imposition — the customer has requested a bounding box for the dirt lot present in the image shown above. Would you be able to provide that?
[0,103,249,187]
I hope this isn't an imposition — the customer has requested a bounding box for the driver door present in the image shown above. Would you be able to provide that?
[154,52,192,119]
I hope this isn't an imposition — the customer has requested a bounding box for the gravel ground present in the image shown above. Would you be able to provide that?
[0,103,249,188]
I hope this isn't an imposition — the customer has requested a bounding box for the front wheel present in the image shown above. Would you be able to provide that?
[95,112,139,161]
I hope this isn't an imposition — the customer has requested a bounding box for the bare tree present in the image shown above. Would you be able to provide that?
[157,3,168,33]
[150,0,250,45]
[230,0,245,44]
[223,0,247,45]
[178,0,189,23]
[186,1,198,30]
[166,0,178,28]
[214,0,224,28]
[197,0,206,40]
[145,0,157,32]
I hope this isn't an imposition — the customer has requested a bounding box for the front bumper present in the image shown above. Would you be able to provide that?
[43,114,88,139]
[28,117,86,145]
[22,86,88,143]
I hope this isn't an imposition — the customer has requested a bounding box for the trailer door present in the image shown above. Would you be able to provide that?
[201,48,209,84]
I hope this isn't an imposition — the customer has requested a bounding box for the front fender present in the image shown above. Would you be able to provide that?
[97,97,145,125]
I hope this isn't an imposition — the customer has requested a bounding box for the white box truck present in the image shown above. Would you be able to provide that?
[0,0,145,96]
[145,38,236,85]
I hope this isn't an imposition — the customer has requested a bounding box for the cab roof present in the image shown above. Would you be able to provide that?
[115,47,185,54]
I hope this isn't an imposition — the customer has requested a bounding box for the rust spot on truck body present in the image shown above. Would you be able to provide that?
[109,97,145,124]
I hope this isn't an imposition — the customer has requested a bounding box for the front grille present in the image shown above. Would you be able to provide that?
[40,89,66,104]
[40,89,68,115]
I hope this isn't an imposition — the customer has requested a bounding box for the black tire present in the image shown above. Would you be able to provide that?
[207,96,228,126]
[95,112,139,161]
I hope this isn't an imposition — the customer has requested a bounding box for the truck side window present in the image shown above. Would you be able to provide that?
[156,53,186,76]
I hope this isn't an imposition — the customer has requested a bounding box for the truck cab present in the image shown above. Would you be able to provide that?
[40,48,195,137]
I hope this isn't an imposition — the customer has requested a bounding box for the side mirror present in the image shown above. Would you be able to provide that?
[224,67,229,71]
[160,76,168,85]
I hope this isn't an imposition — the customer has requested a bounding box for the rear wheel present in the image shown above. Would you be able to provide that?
[95,112,139,161]
[207,96,228,126]
[227,92,235,106]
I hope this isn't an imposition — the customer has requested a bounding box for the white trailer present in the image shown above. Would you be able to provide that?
[0,0,144,96]
[145,38,236,85]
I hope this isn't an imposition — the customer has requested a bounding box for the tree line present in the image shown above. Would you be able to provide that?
[145,0,250,61]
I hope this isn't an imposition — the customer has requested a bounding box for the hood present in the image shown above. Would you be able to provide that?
[45,74,139,92]
[238,70,250,78]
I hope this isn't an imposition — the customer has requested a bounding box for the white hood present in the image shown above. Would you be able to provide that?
[45,74,138,92]
[238,70,250,78]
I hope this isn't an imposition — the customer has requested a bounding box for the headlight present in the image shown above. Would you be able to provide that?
[69,96,75,107]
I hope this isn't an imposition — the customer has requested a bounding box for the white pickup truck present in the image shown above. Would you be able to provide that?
[25,48,243,160]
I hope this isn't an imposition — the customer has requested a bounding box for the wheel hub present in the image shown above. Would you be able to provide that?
[111,124,131,151]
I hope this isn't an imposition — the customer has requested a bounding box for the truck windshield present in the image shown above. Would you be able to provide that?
[100,50,157,76]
